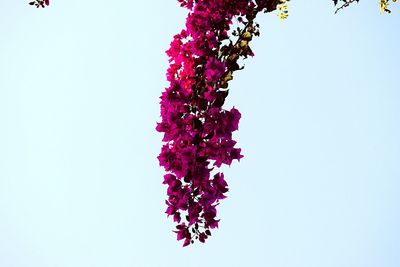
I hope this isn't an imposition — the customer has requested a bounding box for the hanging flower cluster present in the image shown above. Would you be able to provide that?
[29,0,50,8]
[157,0,282,246]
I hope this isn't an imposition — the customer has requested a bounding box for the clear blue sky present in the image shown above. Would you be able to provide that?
[0,1,399,267]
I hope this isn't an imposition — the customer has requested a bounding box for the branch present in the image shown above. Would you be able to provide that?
[334,0,360,14]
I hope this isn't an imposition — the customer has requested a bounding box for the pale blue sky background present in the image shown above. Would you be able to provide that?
[0,1,399,267]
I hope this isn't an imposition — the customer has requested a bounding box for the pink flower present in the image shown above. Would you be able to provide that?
[205,58,226,83]
[157,0,281,246]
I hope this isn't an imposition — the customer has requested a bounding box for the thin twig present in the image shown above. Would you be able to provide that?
[335,0,359,14]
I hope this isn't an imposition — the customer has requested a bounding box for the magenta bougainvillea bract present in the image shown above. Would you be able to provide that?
[157,0,280,246]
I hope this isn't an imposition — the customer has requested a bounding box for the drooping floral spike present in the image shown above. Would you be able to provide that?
[157,0,282,246]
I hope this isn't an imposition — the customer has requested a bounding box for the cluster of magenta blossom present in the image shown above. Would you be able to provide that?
[29,0,50,8]
[157,0,281,246]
